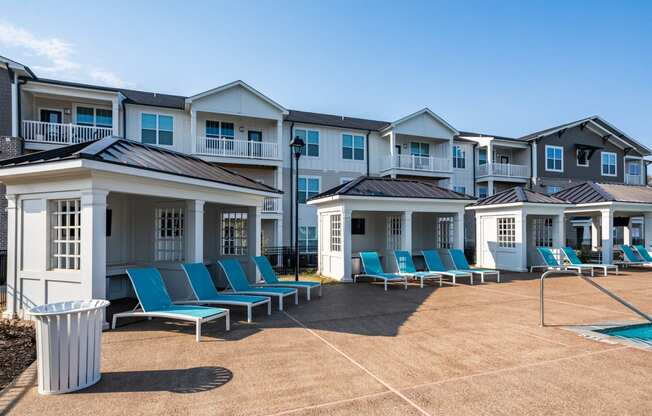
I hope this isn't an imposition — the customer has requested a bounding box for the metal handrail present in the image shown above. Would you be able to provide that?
[540,269,652,326]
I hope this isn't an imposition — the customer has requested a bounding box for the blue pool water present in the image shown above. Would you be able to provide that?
[599,323,652,344]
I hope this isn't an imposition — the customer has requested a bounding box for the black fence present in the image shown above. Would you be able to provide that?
[0,250,6,309]
[262,246,318,275]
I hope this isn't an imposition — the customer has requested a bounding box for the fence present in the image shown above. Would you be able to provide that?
[0,250,6,309]
[262,246,318,275]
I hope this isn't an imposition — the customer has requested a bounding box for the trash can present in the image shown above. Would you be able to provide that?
[28,299,110,395]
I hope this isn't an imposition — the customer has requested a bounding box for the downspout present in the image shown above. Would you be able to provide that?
[17,76,28,140]
[289,122,294,250]
[122,99,127,138]
[529,141,534,189]
[366,130,371,176]
[472,143,477,196]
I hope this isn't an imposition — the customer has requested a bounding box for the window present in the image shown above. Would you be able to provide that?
[601,152,617,176]
[221,212,248,255]
[533,217,553,247]
[545,145,563,172]
[206,120,234,139]
[576,149,590,167]
[299,226,317,253]
[330,215,341,252]
[142,113,173,145]
[155,208,185,261]
[298,177,320,203]
[435,216,454,249]
[478,185,488,198]
[453,186,466,195]
[386,215,401,250]
[295,129,319,157]
[478,148,487,165]
[76,106,112,128]
[410,142,430,157]
[342,134,365,160]
[547,186,561,194]
[352,218,365,235]
[50,199,81,270]
[453,145,466,169]
[628,162,641,176]
[497,217,516,248]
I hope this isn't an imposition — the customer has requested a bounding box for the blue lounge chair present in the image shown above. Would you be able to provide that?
[561,247,618,277]
[355,251,407,291]
[621,245,651,267]
[112,268,229,342]
[393,250,442,288]
[634,245,652,264]
[178,263,271,323]
[253,256,322,300]
[535,247,590,275]
[421,249,473,285]
[448,248,500,283]
[218,259,298,311]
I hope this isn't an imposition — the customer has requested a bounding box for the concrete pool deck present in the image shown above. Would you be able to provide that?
[2,269,651,415]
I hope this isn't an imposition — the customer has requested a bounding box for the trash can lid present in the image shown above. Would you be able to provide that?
[28,299,110,316]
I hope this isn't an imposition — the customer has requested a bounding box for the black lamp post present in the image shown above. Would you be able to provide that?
[289,136,305,281]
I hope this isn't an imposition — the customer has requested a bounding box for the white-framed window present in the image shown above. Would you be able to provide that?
[295,128,319,157]
[155,207,185,261]
[206,120,234,139]
[386,215,402,250]
[533,217,553,247]
[478,185,488,198]
[478,148,487,165]
[50,199,81,270]
[142,113,173,145]
[453,145,466,169]
[299,226,317,253]
[576,148,590,167]
[628,162,641,176]
[545,145,563,172]
[497,217,516,248]
[435,216,455,248]
[298,176,320,203]
[453,185,466,195]
[221,212,248,255]
[330,215,341,252]
[410,142,430,157]
[342,134,365,160]
[601,152,617,176]
[547,186,561,194]
[75,106,112,128]
[340,177,355,185]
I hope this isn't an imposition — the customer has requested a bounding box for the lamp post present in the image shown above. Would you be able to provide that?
[289,136,305,281]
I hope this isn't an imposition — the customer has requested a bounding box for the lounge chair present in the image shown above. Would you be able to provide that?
[620,245,651,267]
[561,247,618,277]
[393,250,442,288]
[448,248,500,283]
[633,245,652,264]
[355,251,408,291]
[534,247,567,272]
[178,263,271,323]
[421,249,474,285]
[252,256,322,300]
[112,267,229,342]
[218,259,298,311]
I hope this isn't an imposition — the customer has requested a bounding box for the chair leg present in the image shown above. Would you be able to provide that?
[295,292,299,304]
[319,284,323,297]
[225,311,230,331]
[307,287,311,301]
[481,273,485,284]
[267,300,272,315]
[112,315,117,329]
[404,277,408,290]
[439,275,443,287]
[247,306,252,323]
[421,276,424,289]
[497,271,501,283]
[384,280,388,291]
[196,320,202,342]
[279,296,283,311]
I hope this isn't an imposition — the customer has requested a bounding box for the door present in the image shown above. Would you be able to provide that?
[248,130,262,157]
[39,109,63,141]
[500,155,509,164]
[479,217,497,268]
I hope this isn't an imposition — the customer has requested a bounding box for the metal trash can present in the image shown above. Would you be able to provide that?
[28,299,110,394]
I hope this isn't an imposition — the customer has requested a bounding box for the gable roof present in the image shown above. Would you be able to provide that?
[0,137,281,194]
[309,176,474,201]
[470,186,568,207]
[381,108,459,135]
[0,55,36,78]
[286,110,390,131]
[185,80,288,114]
[457,131,523,142]
[553,182,652,204]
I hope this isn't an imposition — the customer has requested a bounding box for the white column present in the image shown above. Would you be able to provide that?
[190,110,197,152]
[554,213,566,248]
[623,218,632,246]
[401,210,413,254]
[517,211,528,272]
[455,209,465,250]
[80,189,108,325]
[276,119,283,158]
[248,205,262,281]
[185,200,205,263]
[600,208,613,263]
[644,212,652,246]
[112,97,120,137]
[2,195,18,319]
[531,143,538,187]
[342,208,353,282]
[591,216,599,250]
[488,180,494,196]
[11,71,18,137]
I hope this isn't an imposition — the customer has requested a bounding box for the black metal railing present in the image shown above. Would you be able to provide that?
[262,246,318,275]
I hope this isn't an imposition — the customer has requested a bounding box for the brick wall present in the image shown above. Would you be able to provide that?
[0,68,11,137]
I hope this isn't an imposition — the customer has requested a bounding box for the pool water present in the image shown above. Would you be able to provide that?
[599,323,652,344]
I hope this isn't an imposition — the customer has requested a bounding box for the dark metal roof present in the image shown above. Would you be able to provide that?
[0,137,281,194]
[286,110,390,131]
[309,176,475,201]
[470,186,568,207]
[553,182,652,204]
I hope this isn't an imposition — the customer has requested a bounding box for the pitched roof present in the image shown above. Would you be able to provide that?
[309,176,475,201]
[286,110,390,131]
[553,182,652,204]
[457,131,523,142]
[381,108,459,134]
[186,80,288,114]
[0,137,281,194]
[470,186,568,207]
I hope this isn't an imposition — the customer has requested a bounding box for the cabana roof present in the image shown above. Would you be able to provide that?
[553,182,652,204]
[469,186,568,208]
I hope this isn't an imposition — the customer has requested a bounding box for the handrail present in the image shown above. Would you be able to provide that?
[540,269,652,326]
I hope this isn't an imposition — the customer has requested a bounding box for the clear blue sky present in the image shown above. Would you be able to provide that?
[2,1,651,142]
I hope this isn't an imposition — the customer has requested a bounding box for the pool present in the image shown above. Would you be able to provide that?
[598,323,652,345]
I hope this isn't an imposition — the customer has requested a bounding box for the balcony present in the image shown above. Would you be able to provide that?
[194,136,280,160]
[383,154,452,175]
[22,120,113,144]
[625,174,645,185]
[262,198,282,214]
[477,162,529,179]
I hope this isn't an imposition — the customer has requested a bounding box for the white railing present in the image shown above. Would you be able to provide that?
[386,154,451,173]
[625,174,644,185]
[263,198,282,213]
[477,162,529,178]
[195,136,279,160]
[22,120,113,144]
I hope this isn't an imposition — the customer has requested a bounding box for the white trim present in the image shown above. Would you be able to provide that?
[544,145,564,173]
[139,111,174,146]
[298,175,321,204]
[294,127,321,159]
[72,103,113,127]
[467,202,572,211]
[185,80,288,115]
[381,108,459,135]
[37,107,64,122]
[341,132,366,161]
[576,148,590,167]
[308,194,473,206]
[601,151,618,177]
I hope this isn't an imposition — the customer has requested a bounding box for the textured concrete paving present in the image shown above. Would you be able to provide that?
[2,270,652,415]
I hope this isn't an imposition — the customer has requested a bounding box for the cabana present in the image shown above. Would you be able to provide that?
[307,177,474,281]
[0,137,282,324]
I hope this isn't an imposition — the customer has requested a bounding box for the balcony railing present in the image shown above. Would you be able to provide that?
[625,173,645,185]
[195,136,279,160]
[262,198,282,213]
[477,162,529,178]
[22,120,113,144]
[385,154,451,173]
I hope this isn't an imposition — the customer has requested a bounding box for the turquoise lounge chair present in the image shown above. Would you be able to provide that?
[448,248,500,283]
[218,259,298,311]
[178,263,271,323]
[621,245,651,267]
[561,247,618,276]
[634,245,652,264]
[112,268,229,342]
[355,251,407,291]
[393,250,442,288]
[421,249,473,285]
[253,256,322,300]
[534,247,566,272]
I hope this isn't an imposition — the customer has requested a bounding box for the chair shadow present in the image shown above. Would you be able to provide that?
[83,366,233,394]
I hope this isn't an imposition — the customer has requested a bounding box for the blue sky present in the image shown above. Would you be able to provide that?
[1,1,651,142]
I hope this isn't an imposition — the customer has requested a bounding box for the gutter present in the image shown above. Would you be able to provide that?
[366,130,371,176]
[17,76,28,139]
